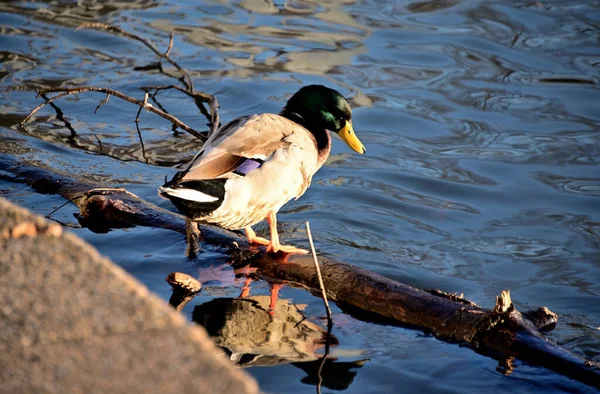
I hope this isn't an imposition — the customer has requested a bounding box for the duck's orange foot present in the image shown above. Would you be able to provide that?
[249,236,270,246]
[244,226,270,246]
[267,243,309,255]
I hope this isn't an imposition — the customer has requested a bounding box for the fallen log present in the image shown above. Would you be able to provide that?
[1,154,599,389]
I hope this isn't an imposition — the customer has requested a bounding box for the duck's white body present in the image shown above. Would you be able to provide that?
[159,113,330,230]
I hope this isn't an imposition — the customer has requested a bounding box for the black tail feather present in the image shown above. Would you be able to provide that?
[160,178,227,219]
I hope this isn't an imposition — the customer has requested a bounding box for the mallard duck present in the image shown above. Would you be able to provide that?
[159,85,365,254]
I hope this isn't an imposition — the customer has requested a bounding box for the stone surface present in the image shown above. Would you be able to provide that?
[0,197,259,394]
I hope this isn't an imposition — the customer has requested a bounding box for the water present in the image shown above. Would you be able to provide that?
[1,0,599,392]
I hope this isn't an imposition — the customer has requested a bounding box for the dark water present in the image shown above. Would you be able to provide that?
[1,0,600,392]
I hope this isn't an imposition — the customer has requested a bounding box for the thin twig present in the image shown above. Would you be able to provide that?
[46,198,75,219]
[165,31,174,57]
[306,221,333,323]
[21,86,207,141]
[45,216,82,229]
[307,221,334,394]
[95,93,111,113]
[146,93,181,135]
[134,104,143,124]
[75,23,194,92]
[141,84,220,133]
[76,23,219,135]
[140,84,213,105]
[135,92,149,124]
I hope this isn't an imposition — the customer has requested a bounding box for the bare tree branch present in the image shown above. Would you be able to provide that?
[165,32,175,57]
[76,23,194,92]
[306,222,333,326]
[21,86,207,141]
[95,93,111,114]
[141,84,220,134]
[75,23,220,134]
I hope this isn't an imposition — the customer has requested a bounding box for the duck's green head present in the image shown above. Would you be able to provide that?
[282,85,366,154]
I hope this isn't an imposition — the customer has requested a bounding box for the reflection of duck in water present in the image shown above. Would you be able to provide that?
[193,296,332,366]
[192,296,367,390]
[166,272,367,390]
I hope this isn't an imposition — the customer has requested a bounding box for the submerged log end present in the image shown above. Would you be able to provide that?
[494,289,512,314]
[166,272,202,294]
[585,360,600,369]
[166,272,202,312]
[523,306,559,330]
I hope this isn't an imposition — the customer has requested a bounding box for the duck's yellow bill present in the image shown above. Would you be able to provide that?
[339,120,366,154]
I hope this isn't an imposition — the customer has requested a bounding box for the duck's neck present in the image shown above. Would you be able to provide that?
[280,110,331,157]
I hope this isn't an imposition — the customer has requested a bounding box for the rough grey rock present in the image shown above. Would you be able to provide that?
[0,197,259,394]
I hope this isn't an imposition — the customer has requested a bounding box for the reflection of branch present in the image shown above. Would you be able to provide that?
[134,111,148,163]
[39,93,77,140]
[76,23,194,92]
[18,121,187,167]
[316,323,333,394]
[21,86,206,141]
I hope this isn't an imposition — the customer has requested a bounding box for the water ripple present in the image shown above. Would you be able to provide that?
[535,172,600,197]
[436,237,571,260]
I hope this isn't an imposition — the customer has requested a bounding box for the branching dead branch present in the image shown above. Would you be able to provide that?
[165,32,175,57]
[94,93,111,114]
[140,85,220,134]
[20,86,207,141]
[20,23,221,146]
[76,23,194,92]
[75,23,221,132]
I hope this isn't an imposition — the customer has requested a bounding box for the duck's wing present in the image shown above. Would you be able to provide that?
[179,113,297,181]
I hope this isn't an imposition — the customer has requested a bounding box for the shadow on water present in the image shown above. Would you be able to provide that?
[1,0,600,392]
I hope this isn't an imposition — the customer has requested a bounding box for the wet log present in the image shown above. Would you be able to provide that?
[1,154,599,389]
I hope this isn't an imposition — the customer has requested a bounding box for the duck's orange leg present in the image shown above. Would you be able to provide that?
[244,226,270,246]
[265,211,308,254]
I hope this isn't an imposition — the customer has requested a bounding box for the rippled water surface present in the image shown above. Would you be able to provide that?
[1,0,599,392]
